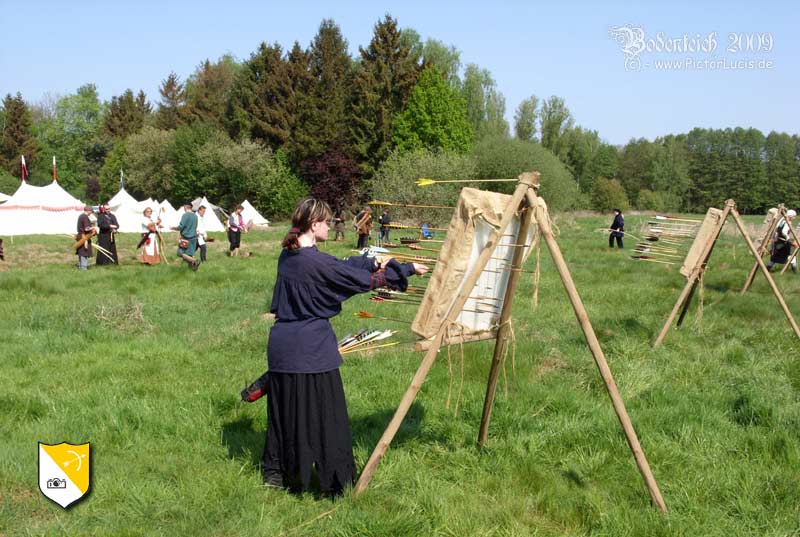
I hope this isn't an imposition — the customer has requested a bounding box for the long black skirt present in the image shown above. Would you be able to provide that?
[228,229,241,250]
[771,241,792,264]
[96,232,118,265]
[262,370,355,493]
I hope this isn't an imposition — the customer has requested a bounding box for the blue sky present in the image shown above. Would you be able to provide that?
[1,0,796,145]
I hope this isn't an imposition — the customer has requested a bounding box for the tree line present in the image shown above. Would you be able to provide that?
[0,15,797,216]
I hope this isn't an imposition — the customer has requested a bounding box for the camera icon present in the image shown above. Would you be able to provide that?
[46,478,67,489]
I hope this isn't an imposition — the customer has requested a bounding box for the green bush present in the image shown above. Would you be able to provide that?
[636,189,664,211]
[591,178,629,212]
[471,135,579,211]
[106,124,306,218]
[0,169,20,196]
[370,148,476,225]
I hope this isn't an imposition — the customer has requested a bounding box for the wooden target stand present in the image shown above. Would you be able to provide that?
[653,199,800,349]
[353,172,668,513]
[739,205,800,291]
[740,206,784,293]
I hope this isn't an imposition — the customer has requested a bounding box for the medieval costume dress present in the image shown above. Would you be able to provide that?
[262,247,415,493]
[354,209,372,249]
[139,217,161,265]
[76,212,94,270]
[96,210,119,265]
[769,217,796,270]
[228,211,245,254]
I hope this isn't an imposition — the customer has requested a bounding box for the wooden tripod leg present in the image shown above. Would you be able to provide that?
[730,208,800,340]
[653,275,697,349]
[655,203,731,348]
[530,192,667,513]
[478,206,533,446]
[742,215,778,293]
[675,278,700,328]
[353,179,535,496]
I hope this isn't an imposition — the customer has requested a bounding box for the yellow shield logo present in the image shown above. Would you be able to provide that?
[38,442,91,509]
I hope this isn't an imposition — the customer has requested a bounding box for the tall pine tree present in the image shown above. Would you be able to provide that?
[302,19,354,164]
[282,42,316,166]
[350,15,420,175]
[185,55,239,130]
[155,72,186,130]
[103,89,151,140]
[0,93,38,178]
[226,43,292,149]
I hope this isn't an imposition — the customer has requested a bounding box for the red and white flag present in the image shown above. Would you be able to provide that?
[20,155,28,181]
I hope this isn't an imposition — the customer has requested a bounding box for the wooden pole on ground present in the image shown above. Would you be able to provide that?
[353,176,537,496]
[729,206,800,340]
[741,209,780,293]
[530,190,667,513]
[477,204,532,446]
[653,202,732,348]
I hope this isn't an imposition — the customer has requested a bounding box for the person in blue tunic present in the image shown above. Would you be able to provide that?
[172,202,200,271]
[262,197,428,494]
[609,208,624,249]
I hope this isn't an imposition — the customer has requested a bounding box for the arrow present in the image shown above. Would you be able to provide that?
[631,255,677,265]
[384,223,448,232]
[355,311,410,323]
[416,177,518,187]
[655,215,703,223]
[369,200,454,209]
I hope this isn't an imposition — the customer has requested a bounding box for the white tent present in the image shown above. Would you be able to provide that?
[106,188,149,233]
[0,192,10,204]
[191,196,226,232]
[240,199,270,227]
[0,180,85,236]
[107,187,139,208]
[157,200,180,230]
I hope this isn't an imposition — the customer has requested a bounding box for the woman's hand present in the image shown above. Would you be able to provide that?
[412,263,429,276]
[377,256,394,271]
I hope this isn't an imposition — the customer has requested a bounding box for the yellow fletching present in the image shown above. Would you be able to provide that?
[416,178,436,187]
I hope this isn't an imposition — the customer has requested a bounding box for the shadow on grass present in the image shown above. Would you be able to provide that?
[221,415,264,469]
[221,401,435,472]
[351,401,434,450]
[618,317,651,338]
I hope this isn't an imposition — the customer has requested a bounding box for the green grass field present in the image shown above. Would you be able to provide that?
[2,214,800,536]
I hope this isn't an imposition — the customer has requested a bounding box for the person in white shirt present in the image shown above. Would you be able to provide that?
[197,205,208,262]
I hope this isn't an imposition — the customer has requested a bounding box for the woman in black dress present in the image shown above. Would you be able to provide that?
[262,197,428,493]
[96,204,119,265]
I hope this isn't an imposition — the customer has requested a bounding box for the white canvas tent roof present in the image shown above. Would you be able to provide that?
[157,200,180,230]
[107,187,139,208]
[107,188,147,233]
[241,199,269,227]
[191,196,226,232]
[0,192,10,203]
[0,180,85,236]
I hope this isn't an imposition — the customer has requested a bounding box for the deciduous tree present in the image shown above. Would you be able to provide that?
[514,96,538,142]
[392,67,472,153]
[540,96,574,157]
